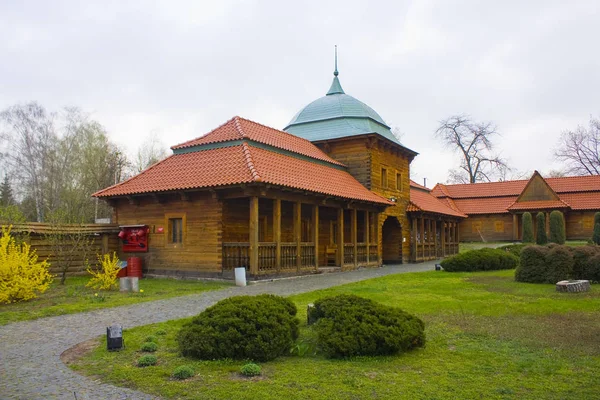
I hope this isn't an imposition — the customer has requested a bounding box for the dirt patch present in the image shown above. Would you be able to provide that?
[60,338,99,365]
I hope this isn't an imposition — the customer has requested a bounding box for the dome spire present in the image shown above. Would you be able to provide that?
[327,45,345,95]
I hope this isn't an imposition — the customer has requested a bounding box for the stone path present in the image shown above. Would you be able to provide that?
[0,262,436,400]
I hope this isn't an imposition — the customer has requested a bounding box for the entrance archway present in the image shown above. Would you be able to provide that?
[382,216,402,264]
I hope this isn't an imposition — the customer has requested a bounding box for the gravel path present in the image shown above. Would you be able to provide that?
[0,262,436,400]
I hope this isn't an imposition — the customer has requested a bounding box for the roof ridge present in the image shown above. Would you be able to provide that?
[241,142,262,182]
[233,116,247,138]
[171,116,239,149]
[92,154,175,197]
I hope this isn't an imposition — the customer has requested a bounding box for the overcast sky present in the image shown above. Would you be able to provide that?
[1,0,599,186]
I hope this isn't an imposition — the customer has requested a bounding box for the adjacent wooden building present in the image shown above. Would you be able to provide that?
[94,68,463,278]
[431,171,600,242]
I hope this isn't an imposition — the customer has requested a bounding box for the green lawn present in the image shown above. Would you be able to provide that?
[0,276,229,325]
[69,270,600,400]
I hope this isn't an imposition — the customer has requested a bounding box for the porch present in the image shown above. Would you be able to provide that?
[410,214,460,262]
[221,196,381,276]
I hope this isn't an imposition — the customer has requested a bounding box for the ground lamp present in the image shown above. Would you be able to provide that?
[107,324,124,351]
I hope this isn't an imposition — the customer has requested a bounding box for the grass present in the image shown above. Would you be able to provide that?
[0,276,229,325]
[69,270,600,400]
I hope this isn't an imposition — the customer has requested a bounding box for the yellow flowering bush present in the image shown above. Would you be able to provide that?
[87,252,121,290]
[0,225,53,304]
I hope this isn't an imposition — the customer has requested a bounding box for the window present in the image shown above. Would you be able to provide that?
[396,172,402,191]
[381,168,388,189]
[494,220,504,233]
[169,218,183,243]
[471,221,482,233]
[165,213,186,246]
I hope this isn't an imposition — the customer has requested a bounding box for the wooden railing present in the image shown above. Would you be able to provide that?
[222,242,249,270]
[301,242,315,268]
[368,244,378,262]
[280,243,296,270]
[357,243,367,264]
[258,242,276,272]
[343,243,354,265]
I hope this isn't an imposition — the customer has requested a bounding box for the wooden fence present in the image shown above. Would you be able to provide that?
[8,223,120,276]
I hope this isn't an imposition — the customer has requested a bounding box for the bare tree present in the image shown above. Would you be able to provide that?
[435,115,509,183]
[133,131,168,173]
[555,116,600,175]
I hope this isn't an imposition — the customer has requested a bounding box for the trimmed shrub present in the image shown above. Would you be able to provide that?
[141,342,158,352]
[311,294,425,358]
[593,222,600,246]
[515,245,549,283]
[240,363,261,377]
[172,365,195,380]
[177,294,299,362]
[137,354,157,367]
[522,212,534,243]
[0,225,53,304]
[440,248,518,272]
[549,210,566,244]
[544,245,573,283]
[535,213,548,245]
[572,246,600,282]
[499,244,527,258]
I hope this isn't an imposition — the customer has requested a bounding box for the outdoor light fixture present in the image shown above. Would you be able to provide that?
[389,197,397,203]
[107,324,124,351]
[435,264,443,271]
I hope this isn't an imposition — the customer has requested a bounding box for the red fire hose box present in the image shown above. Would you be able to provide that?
[118,225,149,253]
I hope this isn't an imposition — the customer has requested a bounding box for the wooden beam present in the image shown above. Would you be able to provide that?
[313,205,319,270]
[512,214,518,241]
[376,213,382,265]
[433,219,437,259]
[365,211,370,264]
[412,216,418,262]
[295,201,301,272]
[352,209,357,267]
[274,198,281,272]
[420,217,425,260]
[179,191,190,202]
[337,208,344,267]
[441,221,446,258]
[249,196,259,275]
[126,196,138,206]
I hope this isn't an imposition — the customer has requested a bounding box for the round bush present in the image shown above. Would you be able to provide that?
[440,248,518,272]
[572,246,600,282]
[141,342,158,352]
[515,245,549,283]
[155,329,167,336]
[145,335,157,343]
[137,354,157,367]
[177,294,299,362]
[544,245,573,283]
[311,294,425,359]
[240,363,261,377]
[172,365,195,380]
[499,244,527,258]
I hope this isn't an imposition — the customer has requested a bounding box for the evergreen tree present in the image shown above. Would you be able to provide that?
[549,210,566,244]
[536,212,548,245]
[522,212,534,243]
[0,176,14,206]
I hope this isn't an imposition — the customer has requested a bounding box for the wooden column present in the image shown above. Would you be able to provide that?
[365,211,370,264]
[455,222,459,253]
[294,201,301,272]
[412,217,418,262]
[101,234,109,254]
[249,196,259,275]
[337,208,344,267]
[420,217,425,260]
[375,212,382,265]
[433,219,438,258]
[512,214,518,241]
[352,209,357,267]
[441,221,446,257]
[273,199,281,272]
[312,204,319,269]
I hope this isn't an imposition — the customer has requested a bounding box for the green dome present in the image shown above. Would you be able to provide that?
[284,74,400,144]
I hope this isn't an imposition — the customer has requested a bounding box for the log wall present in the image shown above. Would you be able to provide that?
[458,214,514,242]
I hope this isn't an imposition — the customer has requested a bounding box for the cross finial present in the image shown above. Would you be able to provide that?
[334,45,339,76]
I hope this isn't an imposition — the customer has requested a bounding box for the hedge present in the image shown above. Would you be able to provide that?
[440,248,519,272]
[177,294,299,362]
[309,294,425,358]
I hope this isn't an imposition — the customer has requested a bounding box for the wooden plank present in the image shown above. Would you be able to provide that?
[337,208,344,267]
[352,209,357,267]
[365,211,370,264]
[294,201,301,272]
[249,196,259,275]
[313,205,319,269]
[274,198,281,272]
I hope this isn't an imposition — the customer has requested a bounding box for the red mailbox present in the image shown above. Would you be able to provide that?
[119,225,149,253]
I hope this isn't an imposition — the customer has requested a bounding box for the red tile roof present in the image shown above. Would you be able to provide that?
[171,116,344,166]
[452,196,519,215]
[409,180,429,191]
[431,174,600,215]
[507,199,570,211]
[94,139,391,206]
[408,187,467,218]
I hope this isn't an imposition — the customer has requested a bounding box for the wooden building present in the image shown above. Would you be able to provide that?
[95,67,463,278]
[431,171,600,242]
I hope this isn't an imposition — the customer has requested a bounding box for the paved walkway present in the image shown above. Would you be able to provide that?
[0,262,436,400]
